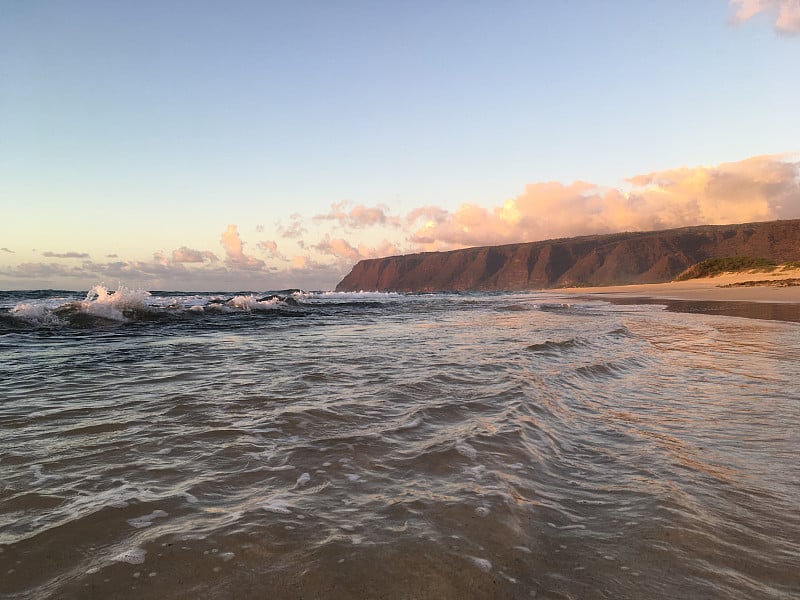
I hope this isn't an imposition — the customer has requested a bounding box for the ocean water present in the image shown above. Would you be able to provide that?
[1,287,798,599]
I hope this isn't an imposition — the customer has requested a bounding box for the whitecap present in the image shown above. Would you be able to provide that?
[469,556,492,572]
[114,547,147,565]
[81,285,152,322]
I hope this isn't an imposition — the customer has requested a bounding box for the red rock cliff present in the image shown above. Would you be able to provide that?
[335,220,800,292]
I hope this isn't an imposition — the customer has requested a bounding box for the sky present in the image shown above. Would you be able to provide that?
[1,0,799,291]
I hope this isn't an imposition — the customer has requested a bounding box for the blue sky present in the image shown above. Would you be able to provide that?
[1,1,798,290]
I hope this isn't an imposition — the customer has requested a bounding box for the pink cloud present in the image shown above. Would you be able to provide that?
[406,155,800,250]
[220,224,265,270]
[730,0,800,33]
[313,235,402,263]
[257,239,288,261]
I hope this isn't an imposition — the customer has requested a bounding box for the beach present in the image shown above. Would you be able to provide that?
[554,267,800,323]
[559,267,800,303]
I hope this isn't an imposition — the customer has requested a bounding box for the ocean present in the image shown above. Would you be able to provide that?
[1,287,798,599]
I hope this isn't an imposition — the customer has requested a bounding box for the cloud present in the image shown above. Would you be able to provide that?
[171,246,219,263]
[42,251,91,259]
[257,239,288,261]
[1,247,14,253]
[277,214,307,239]
[730,0,800,33]
[220,224,266,270]
[406,155,800,249]
[0,261,101,280]
[314,201,401,229]
[313,235,402,264]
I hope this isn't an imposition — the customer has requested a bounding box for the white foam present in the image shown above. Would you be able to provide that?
[295,472,311,487]
[396,416,422,431]
[344,473,360,482]
[475,506,490,517]
[81,285,152,321]
[547,522,586,530]
[30,464,48,483]
[263,464,295,472]
[127,510,168,529]
[306,291,400,301]
[10,303,59,325]
[455,443,477,460]
[262,495,292,514]
[114,547,146,565]
[469,556,492,572]
[181,492,199,503]
[226,295,282,312]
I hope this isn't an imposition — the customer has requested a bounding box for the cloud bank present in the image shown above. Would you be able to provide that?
[172,246,219,263]
[407,155,800,250]
[1,154,798,291]
[730,0,800,33]
[42,251,91,259]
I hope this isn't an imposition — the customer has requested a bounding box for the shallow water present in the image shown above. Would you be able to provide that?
[1,289,799,599]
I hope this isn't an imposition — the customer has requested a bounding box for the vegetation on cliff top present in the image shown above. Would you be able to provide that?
[674,257,777,281]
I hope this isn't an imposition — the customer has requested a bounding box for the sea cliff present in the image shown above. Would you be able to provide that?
[335,219,800,292]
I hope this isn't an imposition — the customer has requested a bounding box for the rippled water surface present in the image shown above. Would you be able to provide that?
[1,289,799,599]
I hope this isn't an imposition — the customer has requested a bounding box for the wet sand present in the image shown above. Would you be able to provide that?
[556,268,800,322]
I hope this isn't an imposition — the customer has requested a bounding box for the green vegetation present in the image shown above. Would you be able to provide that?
[675,257,777,281]
[782,261,800,270]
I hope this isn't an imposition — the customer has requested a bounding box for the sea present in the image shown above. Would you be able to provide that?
[1,286,798,599]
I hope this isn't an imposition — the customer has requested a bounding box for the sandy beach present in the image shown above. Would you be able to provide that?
[558,267,800,303]
[553,267,800,322]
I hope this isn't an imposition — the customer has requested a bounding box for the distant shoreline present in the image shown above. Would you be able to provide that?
[554,268,800,322]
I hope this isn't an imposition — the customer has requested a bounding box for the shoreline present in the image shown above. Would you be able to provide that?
[553,268,800,323]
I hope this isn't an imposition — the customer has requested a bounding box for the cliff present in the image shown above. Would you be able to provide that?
[335,219,800,292]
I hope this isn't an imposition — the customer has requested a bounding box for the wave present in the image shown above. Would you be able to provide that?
[0,286,402,332]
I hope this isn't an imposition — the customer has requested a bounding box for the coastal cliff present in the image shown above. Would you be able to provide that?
[335,219,800,292]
